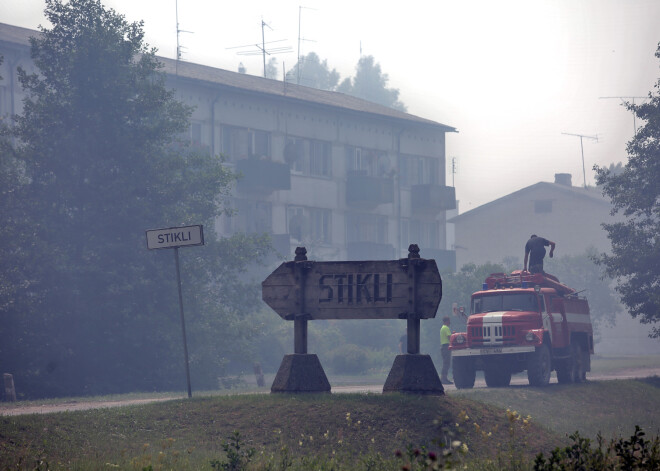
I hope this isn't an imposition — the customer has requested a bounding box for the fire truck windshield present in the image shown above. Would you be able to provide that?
[472,293,540,314]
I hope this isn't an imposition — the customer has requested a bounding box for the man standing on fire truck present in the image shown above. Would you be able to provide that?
[524,234,556,274]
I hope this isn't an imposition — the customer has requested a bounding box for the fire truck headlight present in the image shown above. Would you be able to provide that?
[525,331,536,342]
[454,334,466,345]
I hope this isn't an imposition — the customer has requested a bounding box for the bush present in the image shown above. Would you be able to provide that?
[326,344,369,374]
[534,426,660,470]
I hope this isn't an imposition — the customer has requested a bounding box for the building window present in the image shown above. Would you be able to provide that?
[190,121,207,150]
[223,199,272,234]
[401,219,439,249]
[398,155,438,186]
[287,206,331,243]
[286,137,331,177]
[346,212,388,244]
[534,200,553,214]
[345,146,391,177]
[221,125,271,162]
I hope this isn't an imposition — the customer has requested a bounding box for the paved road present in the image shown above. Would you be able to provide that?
[2,367,658,416]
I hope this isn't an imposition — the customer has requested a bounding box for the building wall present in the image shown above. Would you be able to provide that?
[454,184,618,268]
[166,76,453,262]
[0,27,455,265]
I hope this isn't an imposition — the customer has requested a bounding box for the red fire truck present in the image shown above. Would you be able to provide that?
[449,270,594,389]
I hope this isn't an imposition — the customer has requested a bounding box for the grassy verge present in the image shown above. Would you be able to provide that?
[453,376,660,441]
[0,391,561,470]
[2,378,660,470]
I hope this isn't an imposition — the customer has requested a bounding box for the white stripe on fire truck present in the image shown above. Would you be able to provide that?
[481,313,503,344]
[565,313,592,324]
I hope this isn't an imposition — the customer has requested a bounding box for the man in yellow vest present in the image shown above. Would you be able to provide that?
[440,316,453,384]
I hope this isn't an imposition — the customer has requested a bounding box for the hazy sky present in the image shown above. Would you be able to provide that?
[3,0,659,210]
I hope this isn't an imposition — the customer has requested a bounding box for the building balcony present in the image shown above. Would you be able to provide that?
[236,158,291,194]
[418,248,456,272]
[346,172,394,208]
[411,184,456,214]
[347,241,396,261]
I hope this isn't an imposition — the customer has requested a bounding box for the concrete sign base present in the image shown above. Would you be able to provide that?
[383,354,445,395]
[271,354,331,393]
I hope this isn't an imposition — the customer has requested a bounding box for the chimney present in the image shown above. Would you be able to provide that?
[554,173,572,187]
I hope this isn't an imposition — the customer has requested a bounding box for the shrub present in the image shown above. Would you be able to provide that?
[326,344,370,374]
[533,426,660,470]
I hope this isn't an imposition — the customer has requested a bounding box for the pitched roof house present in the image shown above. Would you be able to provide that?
[449,173,617,269]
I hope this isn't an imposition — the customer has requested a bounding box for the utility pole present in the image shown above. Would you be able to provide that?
[561,133,598,188]
[599,96,646,135]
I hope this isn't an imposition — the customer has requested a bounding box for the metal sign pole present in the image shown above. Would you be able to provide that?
[174,246,192,398]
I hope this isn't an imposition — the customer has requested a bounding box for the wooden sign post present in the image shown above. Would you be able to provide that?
[262,244,444,394]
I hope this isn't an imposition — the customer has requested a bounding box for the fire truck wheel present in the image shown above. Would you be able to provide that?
[527,343,551,387]
[453,357,476,389]
[556,354,574,384]
[484,366,512,388]
[571,343,585,384]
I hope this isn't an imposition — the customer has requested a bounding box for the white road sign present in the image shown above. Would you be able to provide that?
[146,225,204,250]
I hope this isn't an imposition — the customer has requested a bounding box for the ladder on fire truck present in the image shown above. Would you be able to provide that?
[484,270,576,296]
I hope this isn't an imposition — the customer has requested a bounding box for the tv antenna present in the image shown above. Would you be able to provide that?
[227,20,292,78]
[450,156,458,187]
[175,0,193,75]
[599,96,647,135]
[561,132,598,188]
[297,6,317,85]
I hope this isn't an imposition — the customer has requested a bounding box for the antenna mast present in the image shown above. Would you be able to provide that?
[599,96,647,135]
[175,0,193,76]
[227,21,291,78]
[561,132,598,188]
[296,6,317,85]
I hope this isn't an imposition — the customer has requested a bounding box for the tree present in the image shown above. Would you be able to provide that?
[337,55,407,111]
[594,43,660,339]
[286,52,340,90]
[265,57,279,80]
[1,0,270,398]
[551,250,622,337]
[437,262,507,334]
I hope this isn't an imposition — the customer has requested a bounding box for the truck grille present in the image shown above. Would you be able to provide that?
[469,326,516,344]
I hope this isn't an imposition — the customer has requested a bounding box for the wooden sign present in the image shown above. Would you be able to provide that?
[262,257,442,320]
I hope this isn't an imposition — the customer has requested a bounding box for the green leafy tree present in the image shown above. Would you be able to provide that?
[436,263,507,335]
[594,43,660,339]
[1,0,269,398]
[337,55,407,111]
[286,52,340,90]
[551,250,622,337]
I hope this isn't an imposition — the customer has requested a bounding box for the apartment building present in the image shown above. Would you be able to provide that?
[0,22,457,267]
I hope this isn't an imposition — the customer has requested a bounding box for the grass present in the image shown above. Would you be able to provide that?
[2,378,660,470]
[0,392,561,470]
[453,377,660,441]
[590,354,660,374]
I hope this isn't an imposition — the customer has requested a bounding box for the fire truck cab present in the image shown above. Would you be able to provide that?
[449,270,594,389]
